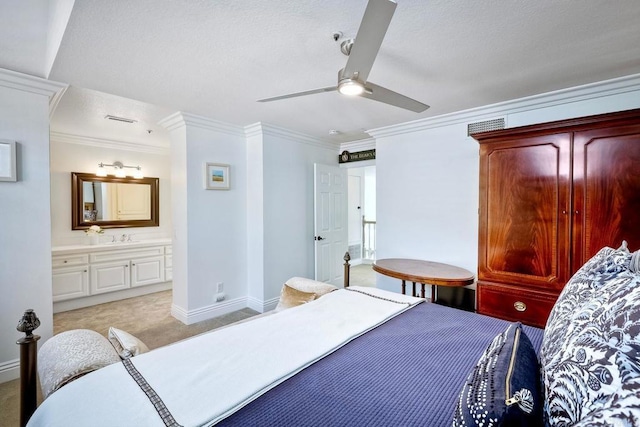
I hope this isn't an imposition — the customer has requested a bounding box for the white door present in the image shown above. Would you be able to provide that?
[348,174,363,260]
[314,164,348,286]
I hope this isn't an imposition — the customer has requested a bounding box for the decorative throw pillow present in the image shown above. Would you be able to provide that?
[38,329,121,399]
[108,327,150,359]
[284,276,338,297]
[542,246,632,356]
[540,247,640,426]
[571,375,640,426]
[274,284,318,312]
[630,249,640,273]
[453,323,542,426]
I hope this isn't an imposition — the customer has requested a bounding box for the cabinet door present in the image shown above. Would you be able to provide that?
[131,256,165,287]
[52,266,89,301]
[478,133,572,292]
[573,123,640,269]
[90,261,130,294]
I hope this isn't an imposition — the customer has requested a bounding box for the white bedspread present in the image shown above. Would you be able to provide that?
[28,287,422,427]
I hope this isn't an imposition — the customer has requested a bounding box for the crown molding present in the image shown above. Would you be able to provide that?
[0,68,67,98]
[245,122,339,150]
[50,131,169,154]
[369,73,640,139]
[158,112,245,137]
[339,137,376,153]
[157,111,185,132]
[49,85,68,120]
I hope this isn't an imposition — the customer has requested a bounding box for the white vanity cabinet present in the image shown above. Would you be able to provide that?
[90,261,131,295]
[52,239,172,312]
[164,245,173,281]
[52,254,90,301]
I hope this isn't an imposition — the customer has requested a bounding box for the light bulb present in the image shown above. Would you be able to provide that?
[115,167,126,178]
[96,164,107,177]
[133,167,143,179]
[338,80,364,96]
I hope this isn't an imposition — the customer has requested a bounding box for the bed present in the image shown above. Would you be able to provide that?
[26,245,640,426]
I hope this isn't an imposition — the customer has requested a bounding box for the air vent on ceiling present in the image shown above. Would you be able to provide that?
[467,118,505,136]
[104,115,137,124]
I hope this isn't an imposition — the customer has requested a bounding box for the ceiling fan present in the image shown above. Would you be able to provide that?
[257,0,429,113]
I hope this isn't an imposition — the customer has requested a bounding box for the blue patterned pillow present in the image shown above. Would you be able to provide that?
[453,323,542,426]
[541,246,640,426]
[571,375,640,426]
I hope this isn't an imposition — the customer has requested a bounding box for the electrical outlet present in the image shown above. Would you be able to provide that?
[216,282,224,293]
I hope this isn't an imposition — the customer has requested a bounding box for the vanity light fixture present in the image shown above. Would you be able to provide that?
[96,161,144,179]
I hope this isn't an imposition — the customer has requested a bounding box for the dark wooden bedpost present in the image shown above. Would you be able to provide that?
[16,309,41,427]
[343,251,351,288]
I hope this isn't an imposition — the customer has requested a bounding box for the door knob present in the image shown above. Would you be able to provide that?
[314,236,326,241]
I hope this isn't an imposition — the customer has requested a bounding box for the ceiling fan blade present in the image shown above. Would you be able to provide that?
[342,0,397,83]
[258,86,337,102]
[361,82,430,112]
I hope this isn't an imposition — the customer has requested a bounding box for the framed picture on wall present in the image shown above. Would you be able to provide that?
[204,163,230,190]
[0,140,17,182]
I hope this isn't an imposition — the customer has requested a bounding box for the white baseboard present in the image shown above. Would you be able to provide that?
[247,296,279,313]
[54,282,172,313]
[0,359,19,384]
[171,296,248,325]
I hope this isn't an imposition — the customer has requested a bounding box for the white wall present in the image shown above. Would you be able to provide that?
[245,126,265,307]
[161,113,248,324]
[0,70,65,382]
[260,125,338,304]
[164,119,336,318]
[49,138,172,246]
[371,74,640,294]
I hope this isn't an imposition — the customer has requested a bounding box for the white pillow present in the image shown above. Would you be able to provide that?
[284,277,338,297]
[108,327,149,359]
[38,329,121,399]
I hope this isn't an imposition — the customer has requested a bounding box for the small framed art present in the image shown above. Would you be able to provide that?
[204,163,230,190]
[0,140,17,182]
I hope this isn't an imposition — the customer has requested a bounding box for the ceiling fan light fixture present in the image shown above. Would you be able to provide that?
[338,79,365,96]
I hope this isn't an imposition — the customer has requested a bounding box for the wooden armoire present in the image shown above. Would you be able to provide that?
[473,108,640,327]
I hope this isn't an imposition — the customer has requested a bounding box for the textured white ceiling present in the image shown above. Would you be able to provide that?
[2,0,640,144]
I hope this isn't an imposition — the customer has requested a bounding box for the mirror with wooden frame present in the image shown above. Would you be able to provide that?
[71,172,160,230]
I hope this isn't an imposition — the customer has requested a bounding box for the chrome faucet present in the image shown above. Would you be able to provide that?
[121,234,127,242]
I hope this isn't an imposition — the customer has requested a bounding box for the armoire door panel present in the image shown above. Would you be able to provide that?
[474,109,640,325]
[573,124,640,269]
[479,134,571,290]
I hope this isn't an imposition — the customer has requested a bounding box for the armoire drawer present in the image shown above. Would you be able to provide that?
[477,282,558,328]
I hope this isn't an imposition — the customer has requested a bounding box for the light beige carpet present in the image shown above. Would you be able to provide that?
[349,263,376,287]
[0,290,257,427]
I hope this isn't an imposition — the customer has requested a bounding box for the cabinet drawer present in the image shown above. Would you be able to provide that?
[477,282,558,328]
[52,254,89,268]
[90,247,164,263]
